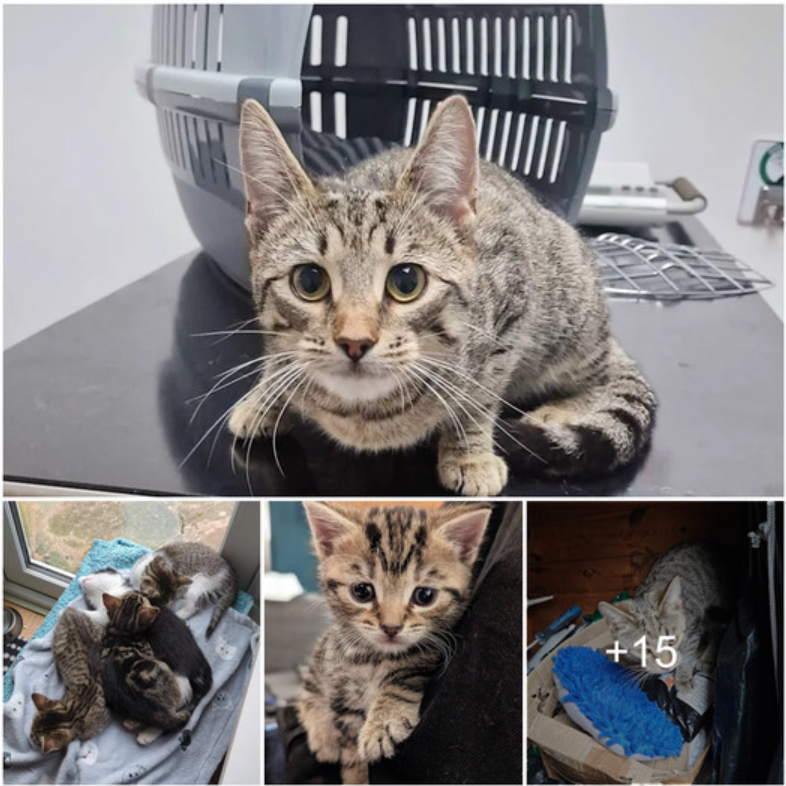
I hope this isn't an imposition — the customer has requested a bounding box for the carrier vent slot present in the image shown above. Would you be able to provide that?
[536,117,553,179]
[564,15,573,83]
[536,16,545,81]
[511,114,526,171]
[549,15,558,82]
[549,121,567,183]
[309,91,323,132]
[407,17,418,70]
[493,16,503,77]
[484,108,499,161]
[309,14,323,65]
[522,17,531,79]
[450,17,461,73]
[436,17,447,72]
[523,116,540,175]
[404,97,417,146]
[465,18,475,75]
[498,110,513,167]
[335,15,348,67]
[334,92,347,138]
[422,17,433,72]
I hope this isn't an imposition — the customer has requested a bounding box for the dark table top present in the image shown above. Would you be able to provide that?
[5,219,783,497]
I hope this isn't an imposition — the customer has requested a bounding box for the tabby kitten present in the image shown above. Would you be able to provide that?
[599,542,734,692]
[30,608,110,752]
[101,591,211,745]
[229,95,656,496]
[130,542,238,637]
[296,502,491,784]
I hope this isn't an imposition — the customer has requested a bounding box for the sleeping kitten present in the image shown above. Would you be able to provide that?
[229,95,656,496]
[296,502,491,784]
[101,591,212,745]
[30,608,110,752]
[79,567,133,625]
[130,542,238,637]
[599,541,734,692]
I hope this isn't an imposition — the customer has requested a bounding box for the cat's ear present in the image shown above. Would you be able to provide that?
[598,600,636,628]
[176,573,193,588]
[240,99,315,234]
[102,593,121,615]
[43,733,69,753]
[139,606,159,627]
[302,502,357,558]
[31,693,51,712]
[659,577,684,617]
[434,505,491,563]
[399,95,478,229]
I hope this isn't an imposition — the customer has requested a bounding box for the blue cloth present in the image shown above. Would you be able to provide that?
[4,538,253,702]
[552,646,683,759]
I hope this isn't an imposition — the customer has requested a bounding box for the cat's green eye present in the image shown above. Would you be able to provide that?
[291,264,331,301]
[386,264,426,303]
[351,583,375,603]
[412,587,437,606]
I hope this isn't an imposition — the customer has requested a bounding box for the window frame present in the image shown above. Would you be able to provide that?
[3,501,259,619]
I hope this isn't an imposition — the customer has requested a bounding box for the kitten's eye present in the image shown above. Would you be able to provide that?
[350,583,375,603]
[291,264,331,301]
[412,587,437,606]
[386,264,426,302]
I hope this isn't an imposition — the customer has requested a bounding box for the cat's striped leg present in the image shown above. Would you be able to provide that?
[501,342,656,478]
[437,419,508,496]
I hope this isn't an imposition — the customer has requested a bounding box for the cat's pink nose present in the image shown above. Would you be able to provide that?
[337,337,376,361]
[381,624,402,639]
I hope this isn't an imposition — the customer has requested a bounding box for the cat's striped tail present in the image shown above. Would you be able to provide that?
[499,343,657,478]
[207,567,239,638]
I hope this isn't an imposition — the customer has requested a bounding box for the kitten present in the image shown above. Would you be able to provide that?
[101,591,212,745]
[295,502,491,784]
[30,608,110,752]
[79,567,133,625]
[228,95,656,496]
[130,542,238,637]
[599,541,734,692]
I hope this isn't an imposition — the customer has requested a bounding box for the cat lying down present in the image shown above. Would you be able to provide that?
[229,95,656,496]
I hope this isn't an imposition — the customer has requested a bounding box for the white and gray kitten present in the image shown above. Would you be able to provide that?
[229,95,655,496]
[130,542,238,637]
[599,541,734,692]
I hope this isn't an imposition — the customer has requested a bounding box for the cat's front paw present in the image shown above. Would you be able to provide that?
[357,709,418,763]
[675,664,695,693]
[438,450,509,496]
[305,724,342,764]
[227,395,292,440]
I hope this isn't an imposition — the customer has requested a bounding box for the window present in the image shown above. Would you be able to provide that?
[4,501,258,616]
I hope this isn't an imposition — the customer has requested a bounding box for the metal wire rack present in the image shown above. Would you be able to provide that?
[589,232,773,300]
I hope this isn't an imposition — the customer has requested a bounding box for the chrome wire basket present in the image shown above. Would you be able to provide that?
[589,232,773,300]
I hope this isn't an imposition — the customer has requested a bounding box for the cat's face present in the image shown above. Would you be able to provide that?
[599,578,688,676]
[239,98,478,408]
[137,555,191,606]
[30,694,74,753]
[304,502,490,654]
[103,591,159,634]
[79,568,129,609]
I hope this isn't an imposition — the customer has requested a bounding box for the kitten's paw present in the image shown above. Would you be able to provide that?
[123,719,142,731]
[358,711,418,763]
[227,395,292,440]
[675,665,695,693]
[305,724,342,764]
[438,451,509,496]
[135,727,163,746]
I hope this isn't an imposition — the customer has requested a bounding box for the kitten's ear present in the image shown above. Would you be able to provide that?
[176,573,193,588]
[302,502,357,558]
[598,600,636,627]
[139,606,159,628]
[43,734,69,753]
[435,505,491,563]
[240,99,315,234]
[102,593,121,615]
[399,95,478,229]
[31,693,51,712]
[659,577,684,616]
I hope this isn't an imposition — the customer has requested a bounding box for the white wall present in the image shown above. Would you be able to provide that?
[4,5,783,350]
[4,5,196,348]
[601,4,784,317]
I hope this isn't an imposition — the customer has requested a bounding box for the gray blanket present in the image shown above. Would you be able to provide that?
[3,596,258,784]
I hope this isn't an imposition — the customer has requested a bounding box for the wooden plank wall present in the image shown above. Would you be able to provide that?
[527,501,749,642]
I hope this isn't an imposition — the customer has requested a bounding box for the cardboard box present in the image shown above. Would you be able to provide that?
[527,620,710,784]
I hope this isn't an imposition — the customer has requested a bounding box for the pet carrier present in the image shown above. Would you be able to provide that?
[137,5,616,287]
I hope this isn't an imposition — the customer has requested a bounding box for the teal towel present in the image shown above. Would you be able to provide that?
[4,538,253,701]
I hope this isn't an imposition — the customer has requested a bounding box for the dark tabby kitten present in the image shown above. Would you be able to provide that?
[296,502,491,784]
[599,541,734,692]
[229,95,656,496]
[101,591,212,745]
[130,542,238,637]
[30,608,110,752]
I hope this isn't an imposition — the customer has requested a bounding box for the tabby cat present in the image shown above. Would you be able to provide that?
[229,95,656,496]
[101,591,212,745]
[598,541,734,692]
[130,542,238,637]
[30,608,110,752]
[295,502,491,784]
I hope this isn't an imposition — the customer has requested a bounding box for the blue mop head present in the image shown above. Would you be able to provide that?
[552,646,683,760]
